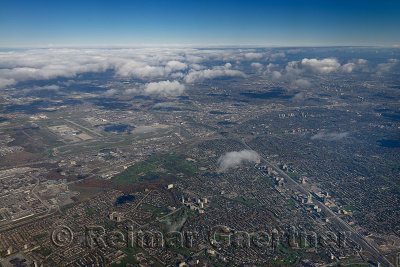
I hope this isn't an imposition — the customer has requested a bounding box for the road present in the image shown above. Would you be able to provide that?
[241,139,394,267]
[0,177,60,233]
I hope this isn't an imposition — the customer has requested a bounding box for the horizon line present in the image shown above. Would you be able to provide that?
[0,43,399,50]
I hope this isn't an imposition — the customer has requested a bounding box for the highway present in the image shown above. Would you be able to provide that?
[241,139,393,267]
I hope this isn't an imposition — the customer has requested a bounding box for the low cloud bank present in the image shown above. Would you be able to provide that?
[266,57,369,88]
[0,48,395,98]
[0,48,252,90]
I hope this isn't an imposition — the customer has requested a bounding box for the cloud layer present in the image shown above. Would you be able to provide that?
[0,48,252,94]
[301,58,341,74]
[264,57,370,88]
[0,48,397,98]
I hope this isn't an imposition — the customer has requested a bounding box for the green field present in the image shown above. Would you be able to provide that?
[140,203,170,220]
[344,205,357,212]
[68,183,105,201]
[112,152,197,185]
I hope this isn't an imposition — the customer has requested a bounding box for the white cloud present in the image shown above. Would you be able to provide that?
[377,58,399,74]
[184,64,245,83]
[0,49,111,88]
[104,88,118,97]
[166,60,187,71]
[340,59,368,73]
[271,70,282,80]
[0,48,260,89]
[357,59,368,65]
[265,63,278,72]
[340,63,356,73]
[114,61,170,79]
[311,131,349,141]
[124,88,138,95]
[0,48,379,92]
[284,61,303,77]
[0,48,191,88]
[251,62,263,69]
[292,79,310,88]
[144,80,185,97]
[268,52,286,60]
[217,149,260,172]
[189,63,205,70]
[244,52,264,60]
[0,78,16,88]
[153,102,182,109]
[292,92,307,101]
[268,57,369,83]
[301,58,341,74]
[170,72,185,78]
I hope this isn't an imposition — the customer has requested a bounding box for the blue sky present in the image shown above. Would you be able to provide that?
[0,0,399,47]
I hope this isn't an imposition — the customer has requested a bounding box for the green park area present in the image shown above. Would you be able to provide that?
[112,152,197,185]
